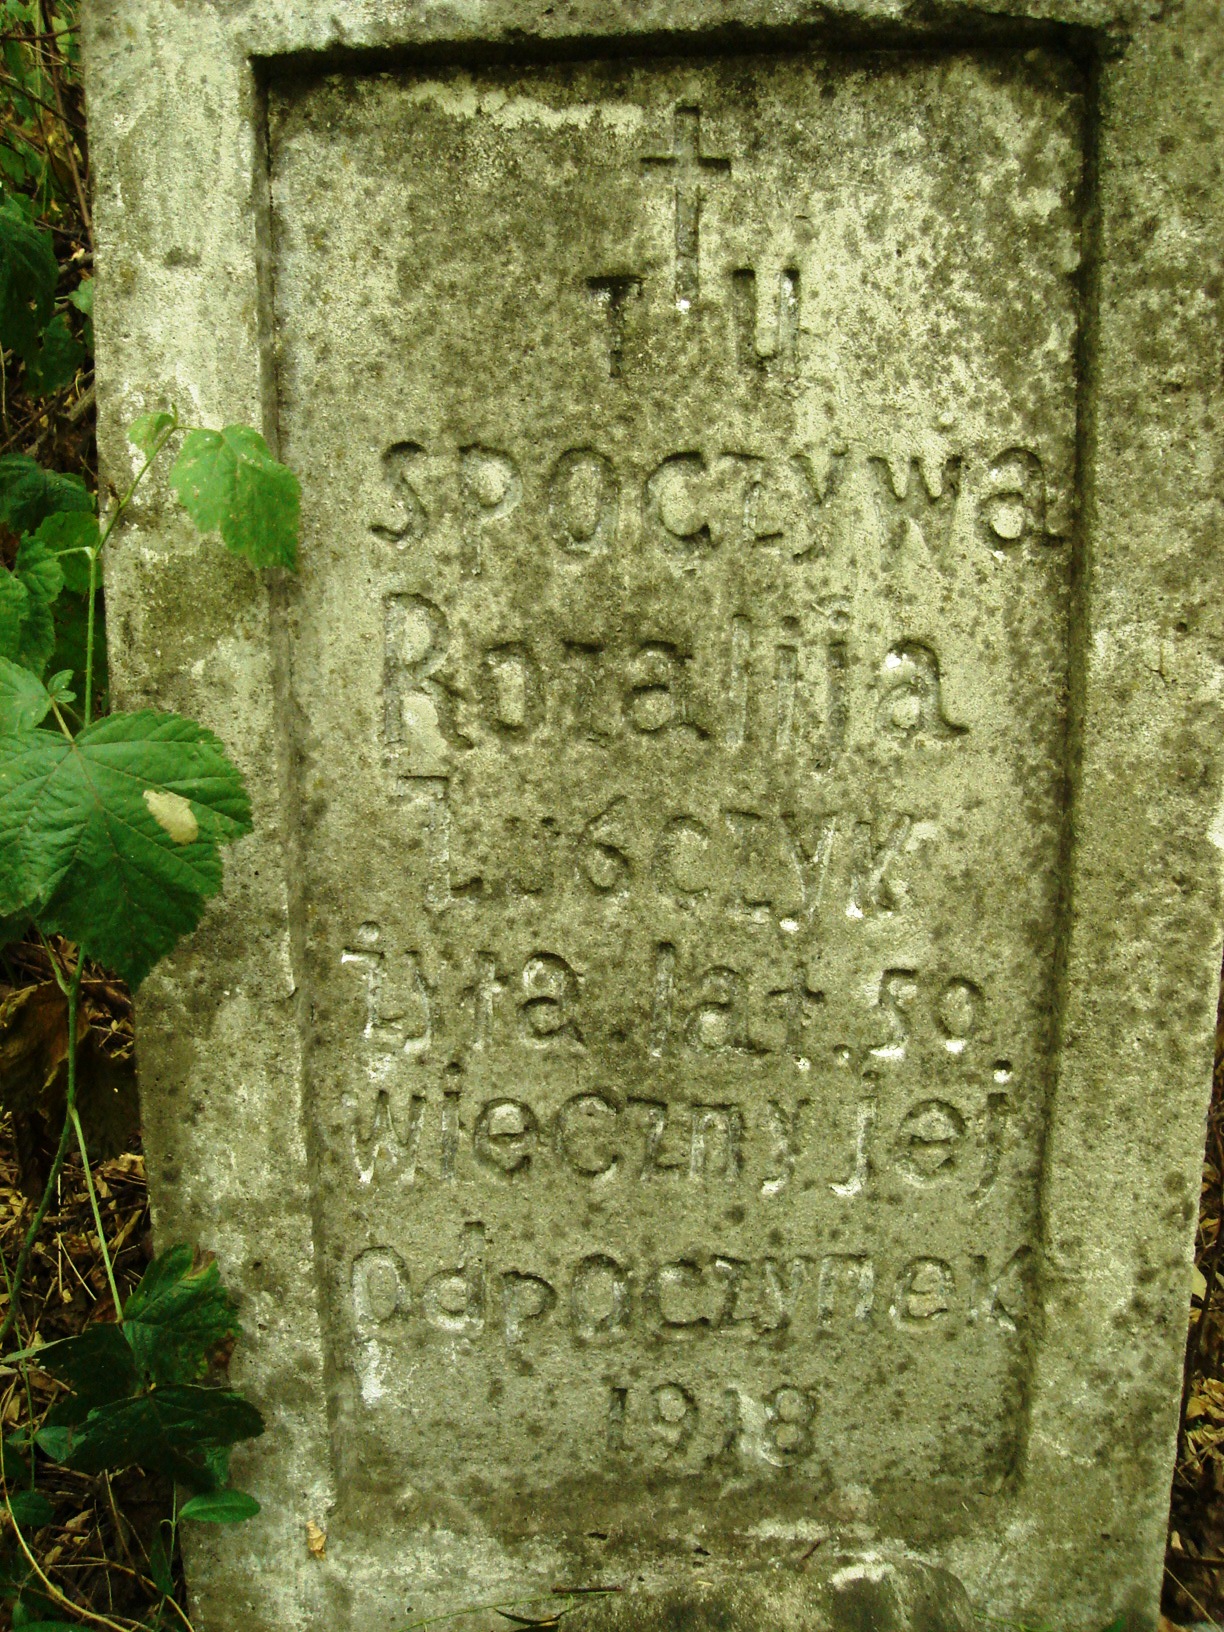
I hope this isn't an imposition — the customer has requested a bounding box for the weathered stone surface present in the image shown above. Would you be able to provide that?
[83,3,1224,1630]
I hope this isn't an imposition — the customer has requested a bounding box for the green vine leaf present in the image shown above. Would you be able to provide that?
[123,1245,239,1385]
[0,709,253,987]
[27,510,99,595]
[127,409,176,458]
[0,656,51,732]
[0,199,56,359]
[169,425,299,569]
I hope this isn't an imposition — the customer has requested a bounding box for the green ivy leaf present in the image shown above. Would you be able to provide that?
[57,1384,264,1489]
[127,410,176,459]
[170,426,299,569]
[0,709,253,987]
[178,1488,260,1524]
[27,510,99,596]
[0,200,56,359]
[0,455,92,538]
[23,313,85,397]
[123,1245,239,1386]
[0,657,51,731]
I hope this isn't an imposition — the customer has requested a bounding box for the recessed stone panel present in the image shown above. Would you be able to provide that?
[269,49,1081,1535]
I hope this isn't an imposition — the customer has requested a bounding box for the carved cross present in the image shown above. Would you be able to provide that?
[641,104,731,306]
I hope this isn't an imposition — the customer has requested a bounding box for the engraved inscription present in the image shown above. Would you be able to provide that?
[273,47,1082,1520]
[641,104,731,307]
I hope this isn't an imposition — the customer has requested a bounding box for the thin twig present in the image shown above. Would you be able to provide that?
[39,0,90,242]
[1165,1563,1224,1629]
[2,1461,138,1632]
[0,67,85,131]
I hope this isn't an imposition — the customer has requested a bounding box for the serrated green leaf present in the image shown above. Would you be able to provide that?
[24,313,84,397]
[179,1487,260,1524]
[12,537,63,676]
[6,1490,52,1529]
[123,1245,239,1385]
[12,1323,139,1408]
[170,426,299,569]
[15,537,63,608]
[0,455,92,537]
[27,510,98,596]
[44,670,73,705]
[127,410,176,459]
[0,201,56,359]
[0,570,30,662]
[0,709,253,986]
[59,1384,264,1488]
[0,656,51,731]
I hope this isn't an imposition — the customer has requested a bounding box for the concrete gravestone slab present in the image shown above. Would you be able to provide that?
[84,4,1224,1631]
[276,42,1073,1525]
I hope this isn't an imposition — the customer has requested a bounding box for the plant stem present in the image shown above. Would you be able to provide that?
[71,1102,120,1318]
[83,538,97,723]
[97,414,178,553]
[83,416,180,727]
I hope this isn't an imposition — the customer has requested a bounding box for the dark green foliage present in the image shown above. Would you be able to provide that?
[0,199,56,360]
[56,1385,263,1488]
[27,510,97,596]
[23,313,84,396]
[20,1246,263,1497]
[0,455,91,536]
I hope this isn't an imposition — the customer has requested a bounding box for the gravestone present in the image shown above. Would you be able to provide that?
[83,3,1224,1630]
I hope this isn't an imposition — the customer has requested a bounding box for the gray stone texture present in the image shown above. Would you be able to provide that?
[82,3,1224,1630]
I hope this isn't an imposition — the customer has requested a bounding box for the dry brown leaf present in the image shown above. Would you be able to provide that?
[306,1519,326,1558]
[0,984,75,1112]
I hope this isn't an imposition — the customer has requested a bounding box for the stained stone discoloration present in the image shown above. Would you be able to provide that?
[83,2,1224,1630]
